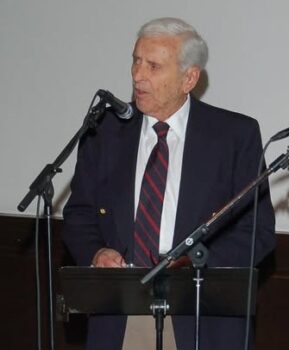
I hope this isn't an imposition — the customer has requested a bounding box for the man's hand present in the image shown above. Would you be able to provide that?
[168,256,192,268]
[91,248,127,268]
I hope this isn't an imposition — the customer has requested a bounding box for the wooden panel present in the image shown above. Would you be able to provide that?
[0,214,85,350]
[255,234,289,349]
[0,214,288,350]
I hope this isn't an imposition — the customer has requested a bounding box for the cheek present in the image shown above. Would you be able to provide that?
[157,79,177,100]
[150,74,179,103]
[151,78,169,97]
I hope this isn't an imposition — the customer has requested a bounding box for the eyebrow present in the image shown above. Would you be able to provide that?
[132,54,161,66]
[147,60,162,67]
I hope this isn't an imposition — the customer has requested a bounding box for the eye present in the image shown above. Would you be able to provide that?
[132,56,141,65]
[150,62,161,71]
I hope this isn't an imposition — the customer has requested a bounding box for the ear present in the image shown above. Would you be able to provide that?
[182,66,201,94]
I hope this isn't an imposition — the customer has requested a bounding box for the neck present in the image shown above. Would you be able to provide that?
[151,95,188,121]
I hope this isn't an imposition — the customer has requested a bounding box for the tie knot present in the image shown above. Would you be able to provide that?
[153,122,170,139]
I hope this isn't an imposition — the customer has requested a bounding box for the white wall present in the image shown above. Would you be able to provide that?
[1,0,288,232]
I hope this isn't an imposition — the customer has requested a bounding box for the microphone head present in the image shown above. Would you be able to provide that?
[117,103,134,120]
[97,89,134,120]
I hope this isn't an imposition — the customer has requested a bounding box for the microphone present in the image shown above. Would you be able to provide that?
[270,127,289,142]
[97,89,133,120]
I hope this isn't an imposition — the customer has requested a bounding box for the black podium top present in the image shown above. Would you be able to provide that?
[59,266,257,317]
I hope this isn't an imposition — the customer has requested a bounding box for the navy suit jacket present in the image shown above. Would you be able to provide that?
[63,96,275,349]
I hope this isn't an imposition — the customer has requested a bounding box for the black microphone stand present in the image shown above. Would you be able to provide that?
[141,147,289,350]
[17,92,107,350]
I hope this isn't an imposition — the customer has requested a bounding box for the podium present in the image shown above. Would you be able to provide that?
[58,266,257,350]
[58,266,257,317]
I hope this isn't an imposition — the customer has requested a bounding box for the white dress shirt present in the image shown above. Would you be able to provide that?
[124,97,190,349]
[134,96,190,254]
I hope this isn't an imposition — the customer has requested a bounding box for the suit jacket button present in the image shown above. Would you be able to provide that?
[99,208,106,215]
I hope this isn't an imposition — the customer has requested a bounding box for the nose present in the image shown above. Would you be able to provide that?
[132,63,145,83]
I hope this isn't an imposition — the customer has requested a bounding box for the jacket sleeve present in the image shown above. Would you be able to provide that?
[62,131,106,266]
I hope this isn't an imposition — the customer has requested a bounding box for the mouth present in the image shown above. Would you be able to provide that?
[134,87,148,98]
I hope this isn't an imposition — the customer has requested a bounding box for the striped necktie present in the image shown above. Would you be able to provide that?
[134,121,170,267]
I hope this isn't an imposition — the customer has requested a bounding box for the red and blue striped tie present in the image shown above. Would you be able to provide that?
[134,121,170,267]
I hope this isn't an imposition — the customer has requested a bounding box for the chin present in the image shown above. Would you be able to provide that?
[135,101,150,115]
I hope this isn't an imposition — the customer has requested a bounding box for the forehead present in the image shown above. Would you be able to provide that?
[133,35,181,62]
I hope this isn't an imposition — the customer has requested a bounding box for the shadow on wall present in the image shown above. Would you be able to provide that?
[271,172,289,216]
[53,180,72,216]
[192,69,209,100]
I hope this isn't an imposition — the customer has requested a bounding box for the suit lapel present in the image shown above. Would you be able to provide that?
[173,97,210,246]
[109,110,143,258]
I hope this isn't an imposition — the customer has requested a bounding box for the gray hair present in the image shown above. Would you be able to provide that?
[137,17,208,71]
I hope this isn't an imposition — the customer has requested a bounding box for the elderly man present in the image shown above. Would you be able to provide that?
[63,17,275,350]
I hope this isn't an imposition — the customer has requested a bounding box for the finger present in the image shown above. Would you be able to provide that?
[99,256,123,268]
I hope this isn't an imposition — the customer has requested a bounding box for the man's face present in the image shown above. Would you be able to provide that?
[131,35,197,121]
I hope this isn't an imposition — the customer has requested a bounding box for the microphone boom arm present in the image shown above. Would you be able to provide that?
[141,147,289,284]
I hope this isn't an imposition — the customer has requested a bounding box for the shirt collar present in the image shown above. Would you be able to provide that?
[142,96,190,141]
